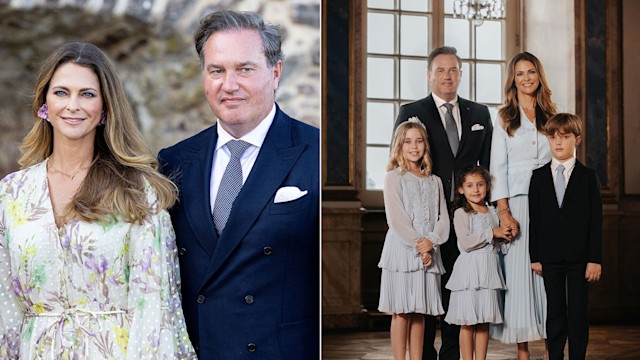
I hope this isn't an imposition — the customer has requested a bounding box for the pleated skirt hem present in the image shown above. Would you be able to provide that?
[378,269,444,315]
[444,289,503,326]
[492,195,547,343]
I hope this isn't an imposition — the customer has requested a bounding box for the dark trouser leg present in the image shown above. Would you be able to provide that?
[438,274,460,360]
[423,315,438,360]
[437,232,460,360]
[543,262,568,360]
[566,262,589,360]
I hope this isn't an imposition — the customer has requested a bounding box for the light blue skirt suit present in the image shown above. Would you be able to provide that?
[489,109,550,343]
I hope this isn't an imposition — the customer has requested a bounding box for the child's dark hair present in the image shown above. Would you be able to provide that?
[451,164,492,215]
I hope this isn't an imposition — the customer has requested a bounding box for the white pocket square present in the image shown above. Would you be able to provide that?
[274,186,308,203]
[471,124,485,131]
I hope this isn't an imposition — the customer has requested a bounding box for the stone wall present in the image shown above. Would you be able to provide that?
[0,0,319,176]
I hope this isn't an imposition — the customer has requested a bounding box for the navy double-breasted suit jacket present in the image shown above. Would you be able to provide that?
[158,105,319,359]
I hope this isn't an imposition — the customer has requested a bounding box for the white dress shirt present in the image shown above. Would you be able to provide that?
[551,156,577,187]
[209,104,276,213]
[432,93,461,140]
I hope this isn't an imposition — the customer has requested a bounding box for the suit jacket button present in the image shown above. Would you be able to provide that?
[247,343,256,352]
[245,295,254,304]
[178,248,187,256]
[197,295,205,304]
[263,246,272,255]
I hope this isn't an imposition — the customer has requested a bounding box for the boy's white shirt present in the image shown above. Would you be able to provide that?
[551,156,576,187]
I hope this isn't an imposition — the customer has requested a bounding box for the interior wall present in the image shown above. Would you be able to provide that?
[623,0,640,194]
[523,0,575,114]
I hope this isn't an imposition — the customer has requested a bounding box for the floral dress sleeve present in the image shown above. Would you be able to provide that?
[124,189,196,359]
[0,179,24,359]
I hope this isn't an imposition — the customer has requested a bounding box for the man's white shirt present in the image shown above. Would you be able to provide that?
[432,93,462,140]
[209,104,276,213]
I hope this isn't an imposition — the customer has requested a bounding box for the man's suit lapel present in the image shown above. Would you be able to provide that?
[457,98,473,157]
[423,95,442,126]
[202,108,306,284]
[180,127,219,257]
[424,95,472,158]
[422,95,451,152]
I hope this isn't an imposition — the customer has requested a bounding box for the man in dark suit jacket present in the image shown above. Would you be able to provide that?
[394,46,492,360]
[158,10,319,360]
[529,113,602,359]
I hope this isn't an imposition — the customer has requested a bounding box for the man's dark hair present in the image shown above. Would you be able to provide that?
[427,46,462,71]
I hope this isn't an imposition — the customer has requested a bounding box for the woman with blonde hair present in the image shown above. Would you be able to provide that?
[490,51,556,359]
[0,42,195,359]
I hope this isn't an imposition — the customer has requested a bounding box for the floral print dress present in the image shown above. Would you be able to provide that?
[0,160,196,359]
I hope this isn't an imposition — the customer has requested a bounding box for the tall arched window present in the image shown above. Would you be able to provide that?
[363,0,519,205]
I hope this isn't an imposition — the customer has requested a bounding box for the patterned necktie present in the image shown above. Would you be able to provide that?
[213,140,251,234]
[555,164,566,207]
[443,103,459,156]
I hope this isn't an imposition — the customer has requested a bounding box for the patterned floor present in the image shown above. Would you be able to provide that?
[323,326,640,359]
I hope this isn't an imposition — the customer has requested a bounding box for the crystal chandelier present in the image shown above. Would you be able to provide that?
[453,0,505,21]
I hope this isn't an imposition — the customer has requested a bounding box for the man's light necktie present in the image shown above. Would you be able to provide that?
[213,140,251,234]
[443,103,459,155]
[444,103,459,201]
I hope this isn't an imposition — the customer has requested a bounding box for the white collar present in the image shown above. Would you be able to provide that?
[432,93,459,108]
[215,104,276,150]
[551,156,577,172]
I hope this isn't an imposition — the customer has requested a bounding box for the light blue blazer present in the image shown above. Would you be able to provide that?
[490,109,551,201]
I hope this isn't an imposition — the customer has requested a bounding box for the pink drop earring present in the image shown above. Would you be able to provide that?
[99,111,107,125]
[37,104,50,122]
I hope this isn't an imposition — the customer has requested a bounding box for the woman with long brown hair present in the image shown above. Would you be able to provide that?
[0,42,195,359]
[489,52,556,359]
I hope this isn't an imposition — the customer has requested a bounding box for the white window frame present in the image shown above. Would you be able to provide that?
[361,0,520,207]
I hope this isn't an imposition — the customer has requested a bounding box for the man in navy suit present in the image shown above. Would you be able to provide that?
[158,10,319,359]
[394,46,492,360]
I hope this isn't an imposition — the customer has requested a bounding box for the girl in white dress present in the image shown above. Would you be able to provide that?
[445,165,511,360]
[378,118,450,360]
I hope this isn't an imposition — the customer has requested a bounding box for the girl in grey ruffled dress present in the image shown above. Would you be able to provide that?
[445,165,512,360]
[378,119,450,360]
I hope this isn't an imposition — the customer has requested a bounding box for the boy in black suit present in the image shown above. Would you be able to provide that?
[529,113,603,360]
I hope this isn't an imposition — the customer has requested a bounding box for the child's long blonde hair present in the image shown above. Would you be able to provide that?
[387,119,432,175]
